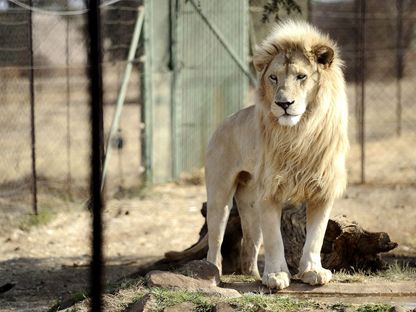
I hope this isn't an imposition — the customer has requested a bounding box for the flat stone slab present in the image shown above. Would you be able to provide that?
[146,270,241,298]
[223,281,416,297]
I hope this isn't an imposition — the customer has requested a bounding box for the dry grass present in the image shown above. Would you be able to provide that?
[332,263,416,283]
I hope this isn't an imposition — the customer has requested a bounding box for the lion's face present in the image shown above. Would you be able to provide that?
[255,43,334,127]
[262,50,318,127]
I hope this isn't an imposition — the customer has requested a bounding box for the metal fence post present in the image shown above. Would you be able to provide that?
[396,0,403,137]
[354,0,360,145]
[88,0,105,310]
[359,0,366,184]
[28,0,38,215]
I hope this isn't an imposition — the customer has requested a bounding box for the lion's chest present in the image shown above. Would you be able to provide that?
[261,150,326,203]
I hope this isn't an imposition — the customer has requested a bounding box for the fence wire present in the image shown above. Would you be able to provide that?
[309,0,416,184]
[0,0,143,215]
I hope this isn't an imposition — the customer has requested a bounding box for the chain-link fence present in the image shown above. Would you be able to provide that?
[309,0,416,184]
[0,0,143,215]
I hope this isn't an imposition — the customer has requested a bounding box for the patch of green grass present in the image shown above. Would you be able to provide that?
[19,209,55,231]
[150,288,212,312]
[229,294,316,312]
[356,303,391,312]
[149,288,318,312]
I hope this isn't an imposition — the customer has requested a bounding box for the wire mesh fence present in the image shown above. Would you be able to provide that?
[0,0,415,217]
[172,0,249,179]
[0,0,143,215]
[309,0,416,184]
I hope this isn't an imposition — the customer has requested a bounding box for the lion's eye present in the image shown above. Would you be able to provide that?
[269,74,278,84]
[297,74,307,80]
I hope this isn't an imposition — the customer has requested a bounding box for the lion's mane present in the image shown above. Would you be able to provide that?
[253,21,349,204]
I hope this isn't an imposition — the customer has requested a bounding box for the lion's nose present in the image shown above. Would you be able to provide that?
[275,100,295,110]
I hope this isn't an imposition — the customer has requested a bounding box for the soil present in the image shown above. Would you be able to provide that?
[0,183,415,311]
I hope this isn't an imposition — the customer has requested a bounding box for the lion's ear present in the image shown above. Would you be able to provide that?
[253,44,277,72]
[313,45,334,67]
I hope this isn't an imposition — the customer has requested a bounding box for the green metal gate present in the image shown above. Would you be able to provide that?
[144,0,249,183]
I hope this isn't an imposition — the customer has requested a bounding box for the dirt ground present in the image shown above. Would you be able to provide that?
[0,183,415,311]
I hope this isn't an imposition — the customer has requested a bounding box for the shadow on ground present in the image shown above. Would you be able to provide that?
[0,255,156,312]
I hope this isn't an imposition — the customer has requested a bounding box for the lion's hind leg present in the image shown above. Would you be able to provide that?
[235,183,261,278]
[206,178,236,276]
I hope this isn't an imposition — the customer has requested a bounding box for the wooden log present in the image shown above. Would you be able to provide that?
[281,204,398,273]
[132,201,397,277]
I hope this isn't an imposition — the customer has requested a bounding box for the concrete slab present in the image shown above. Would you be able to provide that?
[222,281,416,309]
[222,281,416,297]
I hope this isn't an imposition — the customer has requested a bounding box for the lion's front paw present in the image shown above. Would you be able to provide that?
[299,268,332,285]
[262,272,290,290]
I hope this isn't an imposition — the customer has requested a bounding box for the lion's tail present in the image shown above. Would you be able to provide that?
[164,234,208,261]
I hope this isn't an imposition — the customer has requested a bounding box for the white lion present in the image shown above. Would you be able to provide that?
[204,20,349,289]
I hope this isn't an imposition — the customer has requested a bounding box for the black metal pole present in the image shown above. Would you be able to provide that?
[28,0,38,215]
[354,0,361,144]
[359,0,366,184]
[87,1,104,311]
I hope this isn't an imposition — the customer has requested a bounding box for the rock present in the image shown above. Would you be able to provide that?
[124,294,157,312]
[164,302,197,312]
[213,302,235,312]
[177,260,220,285]
[147,270,212,289]
[146,270,241,298]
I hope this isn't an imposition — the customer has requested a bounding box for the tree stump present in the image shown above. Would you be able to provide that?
[132,201,397,277]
